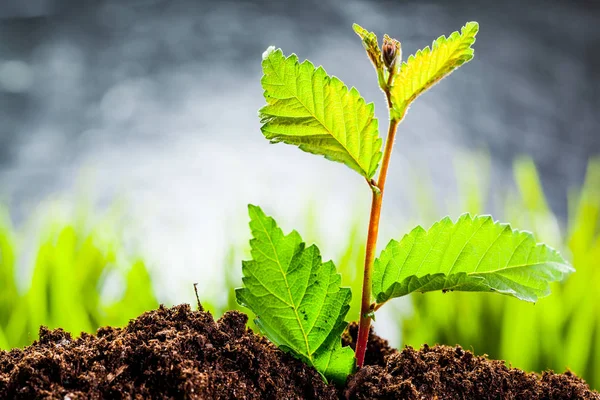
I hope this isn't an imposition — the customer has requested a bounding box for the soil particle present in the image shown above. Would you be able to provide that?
[344,343,600,400]
[0,305,597,399]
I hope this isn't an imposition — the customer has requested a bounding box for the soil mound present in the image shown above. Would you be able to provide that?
[344,343,599,399]
[0,304,597,399]
[0,304,337,399]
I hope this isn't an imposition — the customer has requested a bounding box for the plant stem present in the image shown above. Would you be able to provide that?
[356,116,400,368]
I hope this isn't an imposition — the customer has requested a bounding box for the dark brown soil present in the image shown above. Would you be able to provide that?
[344,343,600,400]
[0,304,597,400]
[0,305,337,399]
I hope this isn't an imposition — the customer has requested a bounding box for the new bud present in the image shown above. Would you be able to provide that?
[382,35,401,71]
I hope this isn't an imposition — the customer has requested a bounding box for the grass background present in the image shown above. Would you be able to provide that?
[0,155,598,389]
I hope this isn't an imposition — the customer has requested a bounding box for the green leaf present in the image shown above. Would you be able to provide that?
[352,23,384,71]
[390,21,479,119]
[373,214,574,304]
[235,205,355,384]
[259,47,382,179]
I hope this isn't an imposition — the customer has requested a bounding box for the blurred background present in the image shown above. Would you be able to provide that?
[0,0,599,389]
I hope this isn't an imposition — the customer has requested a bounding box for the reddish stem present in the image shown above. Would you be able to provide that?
[355,117,400,368]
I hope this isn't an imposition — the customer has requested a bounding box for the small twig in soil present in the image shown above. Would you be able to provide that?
[193,283,204,312]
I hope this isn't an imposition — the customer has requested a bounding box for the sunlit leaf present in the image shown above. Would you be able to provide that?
[236,205,355,384]
[259,47,382,179]
[373,214,573,303]
[390,22,478,119]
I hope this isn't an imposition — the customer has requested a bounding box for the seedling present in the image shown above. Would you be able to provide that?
[235,22,574,384]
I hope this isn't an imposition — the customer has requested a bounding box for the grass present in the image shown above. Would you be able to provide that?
[0,203,159,349]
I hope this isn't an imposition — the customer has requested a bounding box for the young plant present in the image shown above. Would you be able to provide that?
[235,22,574,384]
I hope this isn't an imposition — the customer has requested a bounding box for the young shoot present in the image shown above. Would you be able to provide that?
[235,22,574,384]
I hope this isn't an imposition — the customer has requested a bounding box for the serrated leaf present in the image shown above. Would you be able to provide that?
[352,23,383,71]
[235,205,355,384]
[259,47,382,179]
[390,21,479,119]
[373,214,574,304]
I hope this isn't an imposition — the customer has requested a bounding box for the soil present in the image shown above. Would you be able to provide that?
[0,304,597,399]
